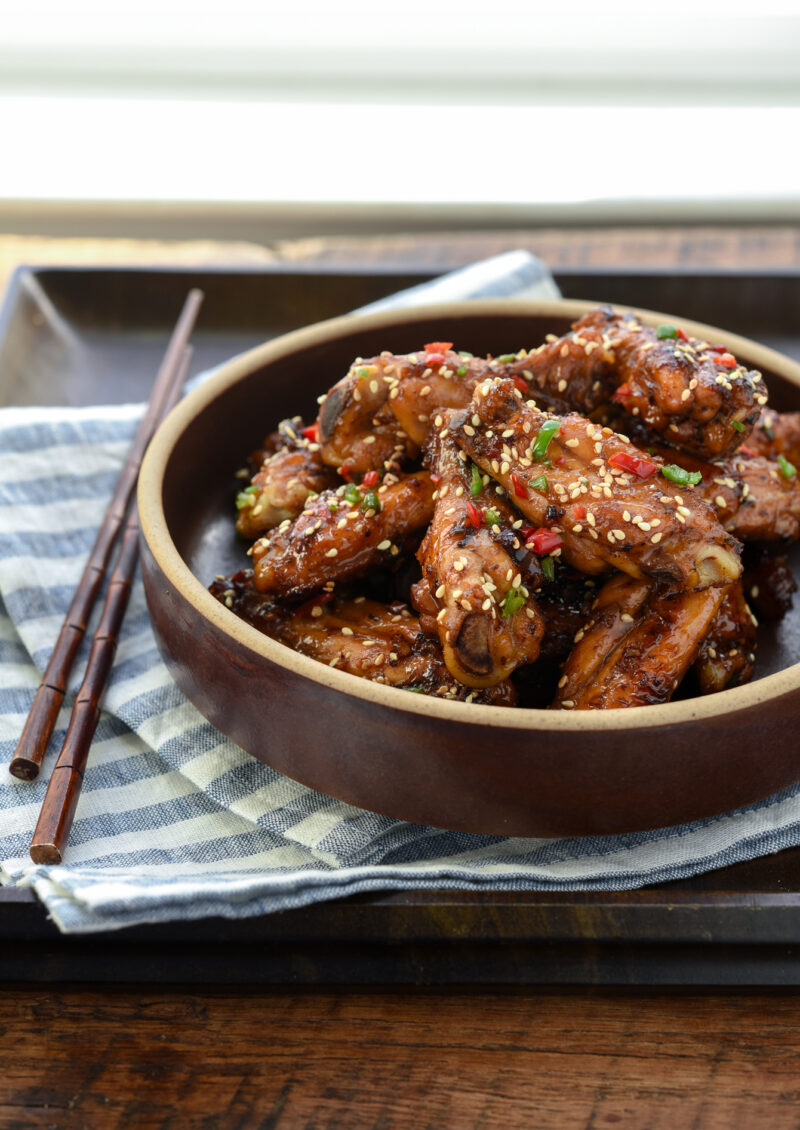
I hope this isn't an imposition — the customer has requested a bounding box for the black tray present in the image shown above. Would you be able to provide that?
[3,261,800,986]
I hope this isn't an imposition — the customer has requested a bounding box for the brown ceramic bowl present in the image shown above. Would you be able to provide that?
[138,299,800,837]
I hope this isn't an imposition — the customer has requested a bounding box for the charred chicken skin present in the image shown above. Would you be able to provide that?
[447,378,741,590]
[210,573,515,704]
[413,430,544,688]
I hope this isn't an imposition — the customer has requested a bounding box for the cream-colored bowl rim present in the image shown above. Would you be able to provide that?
[139,297,800,732]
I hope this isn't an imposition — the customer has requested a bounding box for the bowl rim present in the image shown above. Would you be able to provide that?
[138,296,800,732]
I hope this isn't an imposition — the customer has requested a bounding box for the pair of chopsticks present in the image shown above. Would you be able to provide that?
[9,289,204,865]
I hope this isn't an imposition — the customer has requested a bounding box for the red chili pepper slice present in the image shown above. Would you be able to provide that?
[519,525,534,540]
[293,592,334,617]
[423,341,454,365]
[525,528,564,555]
[512,472,529,499]
[676,327,689,341]
[430,472,443,484]
[739,445,756,457]
[466,501,482,529]
[608,451,658,479]
[573,503,586,520]
[612,383,632,403]
[512,376,530,394]
[361,470,380,488]
[340,464,352,482]
[715,354,737,369]
[709,344,728,352]
[302,423,319,442]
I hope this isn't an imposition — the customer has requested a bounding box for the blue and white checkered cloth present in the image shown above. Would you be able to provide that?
[2,251,800,934]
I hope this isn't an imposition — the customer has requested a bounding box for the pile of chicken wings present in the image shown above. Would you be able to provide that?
[210,306,800,710]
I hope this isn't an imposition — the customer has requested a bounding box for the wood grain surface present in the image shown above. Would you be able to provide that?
[3,986,800,1130]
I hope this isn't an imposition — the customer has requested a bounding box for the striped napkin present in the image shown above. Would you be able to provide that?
[2,252,799,934]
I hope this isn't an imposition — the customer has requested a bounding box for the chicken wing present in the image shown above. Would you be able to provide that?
[693,580,757,695]
[413,430,544,688]
[209,572,515,704]
[744,407,800,467]
[552,573,725,710]
[447,378,741,590]
[251,471,434,599]
[235,418,338,538]
[514,306,764,458]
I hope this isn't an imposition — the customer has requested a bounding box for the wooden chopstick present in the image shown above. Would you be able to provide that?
[28,344,194,865]
[9,289,203,782]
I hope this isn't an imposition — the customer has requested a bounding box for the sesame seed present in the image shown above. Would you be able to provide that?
[622,510,631,522]
[715,495,728,509]
[463,425,476,436]
[557,379,567,393]
[565,438,580,448]
[620,613,633,623]
[377,539,391,550]
[341,626,354,635]
[651,532,663,544]
[681,389,691,402]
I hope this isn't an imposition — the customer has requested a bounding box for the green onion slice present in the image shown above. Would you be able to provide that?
[528,473,548,492]
[470,463,483,498]
[660,464,703,487]
[541,556,556,582]
[502,589,526,618]
[656,324,678,340]
[778,454,797,480]
[530,419,560,462]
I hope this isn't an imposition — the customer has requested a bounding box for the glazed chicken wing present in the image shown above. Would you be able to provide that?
[745,407,800,467]
[635,442,800,543]
[694,580,757,695]
[514,307,764,458]
[210,573,515,704]
[552,573,726,710]
[447,378,741,590]
[251,471,434,599]
[413,430,544,688]
[236,418,338,538]
[317,345,530,476]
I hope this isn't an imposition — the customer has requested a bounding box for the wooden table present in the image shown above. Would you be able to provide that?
[4,225,800,1130]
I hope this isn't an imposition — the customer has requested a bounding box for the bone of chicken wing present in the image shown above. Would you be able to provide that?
[413,430,544,688]
[251,472,434,599]
[552,573,726,710]
[514,307,764,458]
[694,580,757,695]
[236,418,338,538]
[209,572,515,704]
[447,378,741,590]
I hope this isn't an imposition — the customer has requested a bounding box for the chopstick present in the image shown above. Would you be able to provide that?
[8,289,203,783]
[28,344,194,865]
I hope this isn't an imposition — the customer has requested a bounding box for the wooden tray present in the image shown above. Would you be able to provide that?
[3,261,800,985]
